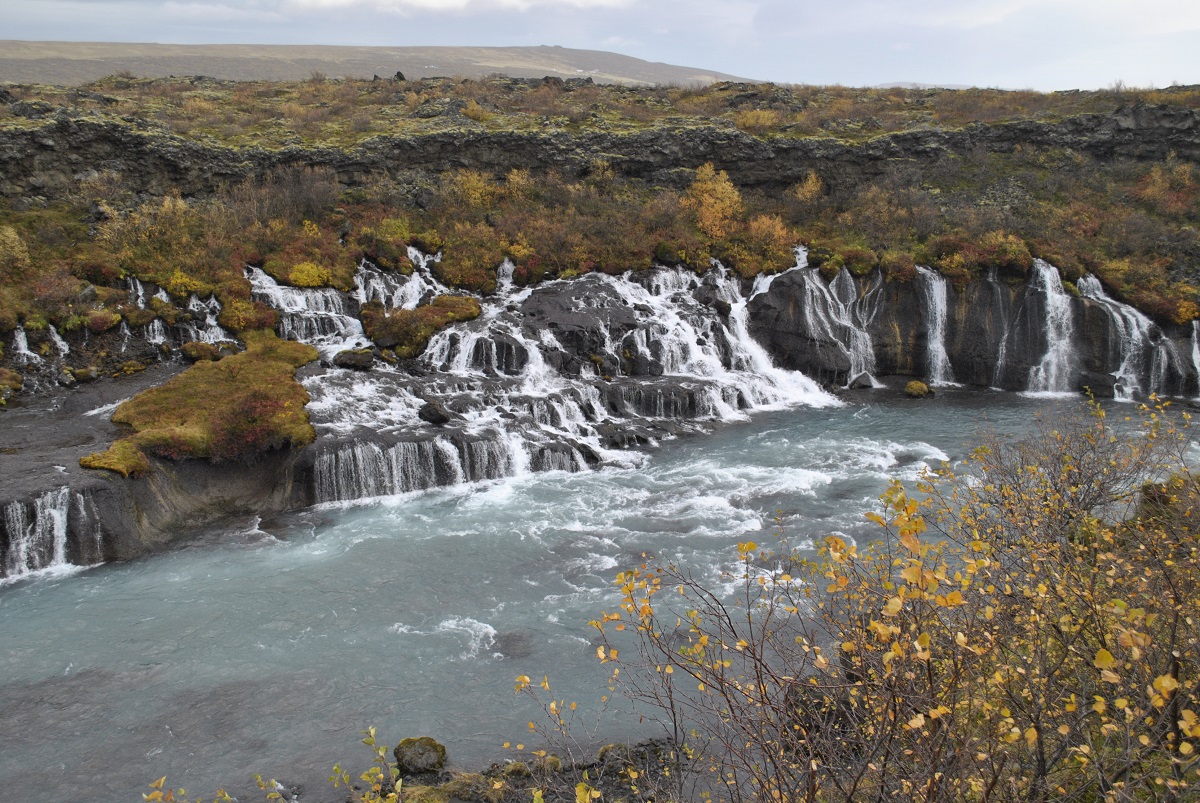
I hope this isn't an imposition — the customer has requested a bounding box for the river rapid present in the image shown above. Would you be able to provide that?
[0,389,1072,802]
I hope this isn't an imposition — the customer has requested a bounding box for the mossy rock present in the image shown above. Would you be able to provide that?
[501,761,531,778]
[333,348,374,370]
[440,772,507,803]
[393,736,447,775]
[905,380,932,398]
[181,341,222,362]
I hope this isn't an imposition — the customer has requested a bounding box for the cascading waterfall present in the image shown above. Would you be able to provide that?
[916,266,957,386]
[10,326,41,365]
[2,487,72,581]
[1025,260,1077,395]
[1192,321,1200,398]
[1076,275,1175,400]
[180,295,230,344]
[246,266,366,355]
[48,325,70,357]
[795,267,882,386]
[987,268,1013,389]
[303,253,838,504]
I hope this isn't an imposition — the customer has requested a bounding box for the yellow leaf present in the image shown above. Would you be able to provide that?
[1025,727,1038,748]
[1153,675,1180,694]
[943,590,964,607]
[907,713,926,729]
[955,632,968,648]
[1093,649,1116,670]
[883,597,903,617]
[1180,742,1194,756]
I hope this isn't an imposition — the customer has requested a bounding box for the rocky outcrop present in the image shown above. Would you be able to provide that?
[3,103,1199,201]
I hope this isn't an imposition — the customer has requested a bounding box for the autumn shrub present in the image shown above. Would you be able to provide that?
[360,295,482,358]
[435,222,504,293]
[880,248,918,282]
[594,402,1200,802]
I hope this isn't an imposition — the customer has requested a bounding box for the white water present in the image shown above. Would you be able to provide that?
[305,254,839,503]
[2,487,73,582]
[794,267,882,387]
[1077,274,1175,401]
[48,325,69,357]
[1192,321,1200,399]
[246,266,367,357]
[916,266,957,386]
[1025,260,1077,396]
[180,295,230,344]
[10,326,41,365]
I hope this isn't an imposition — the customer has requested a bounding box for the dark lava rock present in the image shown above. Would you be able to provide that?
[418,399,453,426]
[394,736,447,775]
[333,348,374,371]
[1079,371,1118,399]
[847,372,875,390]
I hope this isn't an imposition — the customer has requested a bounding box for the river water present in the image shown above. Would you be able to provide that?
[0,388,1070,802]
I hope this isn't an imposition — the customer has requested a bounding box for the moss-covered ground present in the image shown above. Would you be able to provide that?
[79,331,318,476]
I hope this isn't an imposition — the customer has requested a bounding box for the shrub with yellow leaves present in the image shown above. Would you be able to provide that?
[592,400,1199,802]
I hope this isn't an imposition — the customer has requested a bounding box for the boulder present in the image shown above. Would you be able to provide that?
[1078,371,1118,399]
[847,373,874,390]
[905,380,932,398]
[418,399,453,426]
[333,348,374,371]
[393,736,447,775]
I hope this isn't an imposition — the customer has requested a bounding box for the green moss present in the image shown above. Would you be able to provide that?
[400,786,450,803]
[905,380,932,399]
[80,439,150,478]
[80,331,318,475]
[361,295,482,358]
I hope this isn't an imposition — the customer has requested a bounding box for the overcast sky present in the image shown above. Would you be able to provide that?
[2,0,1197,90]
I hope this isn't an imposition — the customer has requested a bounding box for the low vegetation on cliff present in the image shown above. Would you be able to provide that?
[80,331,317,477]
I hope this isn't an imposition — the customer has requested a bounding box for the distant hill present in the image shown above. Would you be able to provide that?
[0,41,753,86]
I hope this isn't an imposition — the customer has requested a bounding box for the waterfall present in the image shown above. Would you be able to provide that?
[48,325,70,357]
[3,487,71,581]
[146,319,168,345]
[302,254,839,505]
[180,295,230,344]
[794,267,882,387]
[916,267,957,386]
[246,267,366,356]
[987,268,1012,389]
[1077,275,1176,401]
[127,277,148,309]
[1192,321,1200,399]
[1025,260,1077,395]
[10,326,41,365]
[314,434,526,502]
